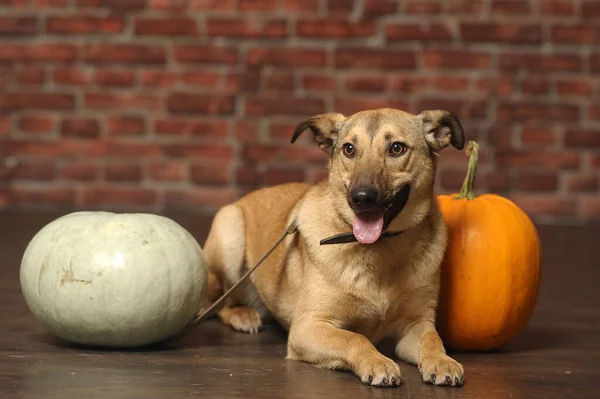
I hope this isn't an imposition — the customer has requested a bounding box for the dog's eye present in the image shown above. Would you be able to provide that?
[342,143,355,158]
[389,142,407,157]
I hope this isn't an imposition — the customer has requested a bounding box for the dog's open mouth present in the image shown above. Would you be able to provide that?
[352,185,411,244]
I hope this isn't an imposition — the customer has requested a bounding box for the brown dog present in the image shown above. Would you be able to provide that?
[202,108,466,387]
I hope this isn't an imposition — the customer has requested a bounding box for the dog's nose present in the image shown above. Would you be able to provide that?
[351,187,378,208]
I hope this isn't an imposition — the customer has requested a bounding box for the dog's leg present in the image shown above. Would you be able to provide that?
[202,204,263,334]
[287,320,402,387]
[395,320,465,387]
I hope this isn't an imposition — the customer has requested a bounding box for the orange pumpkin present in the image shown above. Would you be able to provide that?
[436,141,541,351]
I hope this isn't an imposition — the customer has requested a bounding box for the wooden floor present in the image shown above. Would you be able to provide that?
[1,210,599,399]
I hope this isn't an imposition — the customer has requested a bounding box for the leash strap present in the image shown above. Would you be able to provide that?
[166,220,298,341]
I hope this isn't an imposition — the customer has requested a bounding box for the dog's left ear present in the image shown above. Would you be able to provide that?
[418,110,465,151]
[291,113,346,155]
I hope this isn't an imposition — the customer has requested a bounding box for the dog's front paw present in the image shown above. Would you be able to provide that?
[418,354,465,387]
[219,306,262,334]
[355,355,403,387]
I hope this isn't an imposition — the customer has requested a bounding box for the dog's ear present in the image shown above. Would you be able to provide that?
[291,113,346,155]
[418,110,465,151]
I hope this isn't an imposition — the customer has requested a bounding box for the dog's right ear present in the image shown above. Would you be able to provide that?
[291,113,346,155]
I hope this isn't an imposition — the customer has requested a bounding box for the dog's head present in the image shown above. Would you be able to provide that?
[292,108,465,244]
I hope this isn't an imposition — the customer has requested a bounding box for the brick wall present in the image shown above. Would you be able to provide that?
[0,0,599,223]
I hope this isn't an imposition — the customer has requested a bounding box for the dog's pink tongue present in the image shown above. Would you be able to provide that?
[353,212,384,244]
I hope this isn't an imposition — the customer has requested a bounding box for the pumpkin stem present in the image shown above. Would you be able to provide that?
[454,141,479,200]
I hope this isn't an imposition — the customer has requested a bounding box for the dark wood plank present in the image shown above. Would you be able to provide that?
[1,210,599,399]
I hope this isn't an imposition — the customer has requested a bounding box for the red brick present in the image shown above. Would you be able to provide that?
[589,105,600,120]
[336,48,416,69]
[175,45,238,65]
[165,187,235,209]
[499,53,581,72]
[491,0,531,14]
[190,162,229,185]
[521,127,558,146]
[236,165,261,185]
[239,0,277,10]
[282,0,319,11]
[85,93,160,111]
[461,23,540,43]
[154,119,229,137]
[245,96,325,116]
[591,154,600,169]
[0,116,9,137]
[495,150,580,169]
[105,164,142,182]
[108,116,145,136]
[297,20,375,38]
[13,161,55,181]
[327,0,355,15]
[10,185,74,205]
[167,93,235,115]
[334,98,410,116]
[147,161,186,182]
[265,168,305,185]
[345,76,386,92]
[389,75,428,93]
[60,162,100,181]
[0,93,74,111]
[476,76,514,95]
[0,16,36,35]
[580,198,600,220]
[440,169,511,191]
[551,25,600,44]
[17,67,45,85]
[268,122,296,141]
[422,50,491,69]
[0,44,77,63]
[139,71,178,88]
[47,16,124,34]
[248,48,325,67]
[307,168,328,184]
[0,139,162,158]
[556,78,593,96]
[149,0,187,9]
[521,76,549,95]
[431,76,470,92]
[404,0,441,13]
[386,23,452,41]
[19,115,54,133]
[53,68,89,85]
[190,0,235,10]
[180,72,221,88]
[364,0,397,15]
[61,117,100,138]
[303,73,336,91]
[135,18,199,36]
[447,0,485,14]
[565,174,598,192]
[565,129,600,148]
[207,18,286,38]
[582,1,600,19]
[163,144,233,160]
[541,0,575,15]
[516,171,558,192]
[85,44,166,64]
[265,70,295,91]
[497,102,579,121]
[590,54,600,72]
[94,69,136,87]
[226,71,261,92]
[242,144,325,164]
[36,0,70,6]
[510,196,575,217]
[234,121,259,141]
[76,0,146,10]
[80,187,156,207]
